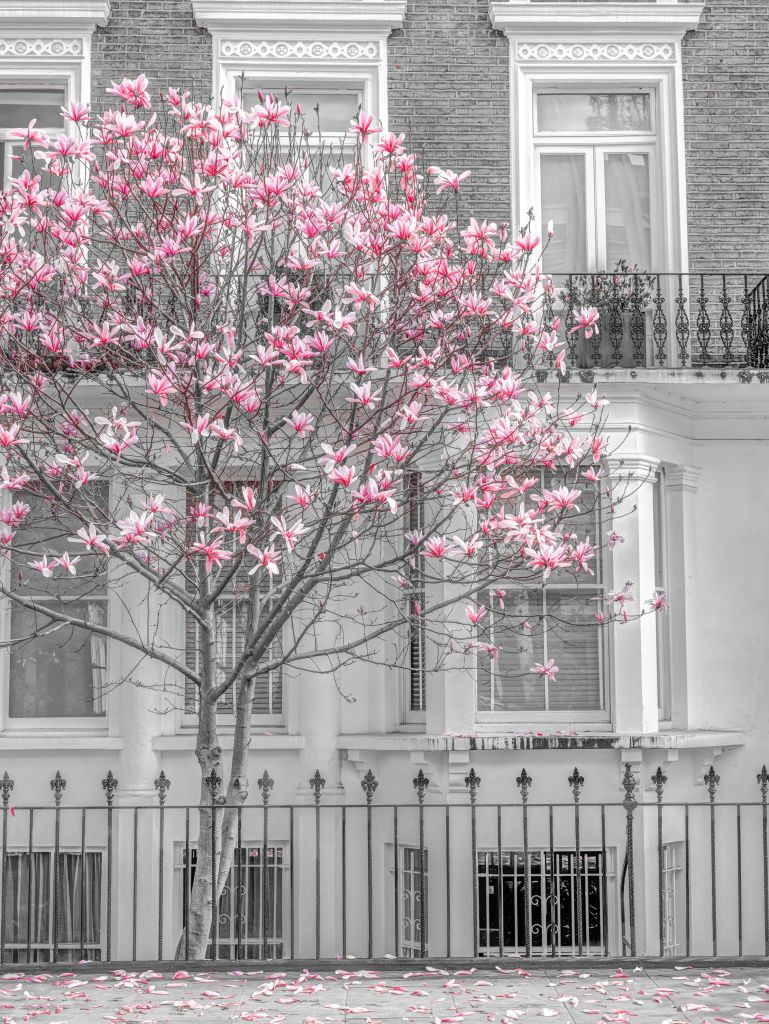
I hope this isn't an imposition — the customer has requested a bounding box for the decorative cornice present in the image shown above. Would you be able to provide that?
[220,39,380,61]
[0,37,84,58]
[193,1,407,34]
[665,465,701,494]
[605,453,661,480]
[516,41,675,63]
[490,1,705,39]
[0,2,110,33]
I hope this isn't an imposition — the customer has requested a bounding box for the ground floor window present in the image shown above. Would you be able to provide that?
[4,851,102,962]
[477,849,606,956]
[399,846,428,957]
[177,844,286,959]
[662,842,683,955]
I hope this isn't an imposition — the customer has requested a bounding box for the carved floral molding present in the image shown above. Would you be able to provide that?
[0,37,83,58]
[516,41,675,63]
[220,39,380,61]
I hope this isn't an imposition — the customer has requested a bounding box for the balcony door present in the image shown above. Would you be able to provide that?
[535,89,656,274]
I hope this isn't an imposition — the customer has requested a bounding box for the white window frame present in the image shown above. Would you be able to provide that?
[0,3,107,183]
[474,468,611,726]
[535,114,659,272]
[662,841,683,955]
[0,82,71,189]
[4,846,105,964]
[0,485,112,736]
[489,1,706,276]
[192,2,408,144]
[653,465,672,726]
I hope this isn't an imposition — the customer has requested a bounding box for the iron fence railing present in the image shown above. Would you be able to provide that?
[528,272,769,370]
[0,762,768,964]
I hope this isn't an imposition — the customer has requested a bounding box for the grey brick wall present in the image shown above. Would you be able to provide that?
[387,1,511,227]
[87,0,769,275]
[91,0,212,111]
[682,0,769,272]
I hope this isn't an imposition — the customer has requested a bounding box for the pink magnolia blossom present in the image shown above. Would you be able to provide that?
[247,544,281,576]
[190,534,233,573]
[570,306,600,339]
[531,658,559,682]
[70,525,110,554]
[465,604,487,626]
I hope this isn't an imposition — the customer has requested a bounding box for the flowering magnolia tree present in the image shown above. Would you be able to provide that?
[0,75,661,956]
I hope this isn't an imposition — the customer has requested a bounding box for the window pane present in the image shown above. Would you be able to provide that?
[540,153,587,272]
[545,592,602,710]
[242,82,360,134]
[543,470,603,584]
[477,591,546,712]
[9,601,107,717]
[604,152,651,268]
[0,88,66,130]
[537,93,652,133]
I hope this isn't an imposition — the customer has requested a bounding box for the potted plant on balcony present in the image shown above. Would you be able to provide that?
[558,258,656,368]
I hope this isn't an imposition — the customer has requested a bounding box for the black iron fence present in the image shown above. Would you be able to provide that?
[534,272,769,370]
[0,762,768,963]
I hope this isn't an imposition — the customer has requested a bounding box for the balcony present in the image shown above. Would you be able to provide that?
[533,272,769,377]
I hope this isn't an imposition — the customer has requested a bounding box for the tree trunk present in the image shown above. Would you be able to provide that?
[177,691,225,960]
[176,676,255,960]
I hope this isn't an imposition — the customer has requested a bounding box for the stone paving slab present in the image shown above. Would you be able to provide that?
[1,964,769,1023]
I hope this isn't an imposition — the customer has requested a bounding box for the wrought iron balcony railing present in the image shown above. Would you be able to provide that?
[535,272,769,371]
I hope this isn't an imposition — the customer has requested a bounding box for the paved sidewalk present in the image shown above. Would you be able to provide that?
[0,962,767,1023]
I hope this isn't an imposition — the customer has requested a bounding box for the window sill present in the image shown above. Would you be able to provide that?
[154,733,305,751]
[0,733,123,750]
[338,729,745,752]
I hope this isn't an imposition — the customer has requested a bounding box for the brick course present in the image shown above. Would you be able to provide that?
[88,0,769,274]
[387,0,511,227]
[682,0,769,272]
[91,0,212,111]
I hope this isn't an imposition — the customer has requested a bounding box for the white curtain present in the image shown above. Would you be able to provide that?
[4,852,101,960]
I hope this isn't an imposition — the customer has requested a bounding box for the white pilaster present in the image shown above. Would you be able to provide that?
[665,465,700,730]
[606,455,661,734]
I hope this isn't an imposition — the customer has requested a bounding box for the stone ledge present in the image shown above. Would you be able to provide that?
[0,734,124,750]
[338,730,745,752]
[153,733,305,751]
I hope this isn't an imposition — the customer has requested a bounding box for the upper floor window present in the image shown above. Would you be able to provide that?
[241,79,361,146]
[0,85,66,188]
[476,471,607,720]
[8,489,108,720]
[536,87,655,273]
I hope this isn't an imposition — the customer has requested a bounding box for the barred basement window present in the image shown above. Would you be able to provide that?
[177,845,286,959]
[662,842,683,955]
[477,849,607,956]
[399,846,428,957]
[405,471,426,716]
[4,851,102,963]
